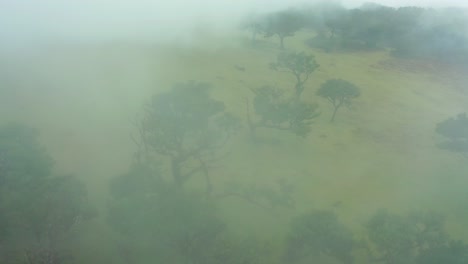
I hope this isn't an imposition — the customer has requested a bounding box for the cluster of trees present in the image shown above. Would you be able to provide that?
[104,81,467,262]
[108,162,468,264]
[285,209,468,264]
[363,210,468,264]
[305,3,468,64]
[247,50,361,139]
[2,117,466,264]
[102,47,363,261]
[242,3,468,156]
[1,76,466,264]
[0,124,95,263]
[0,48,364,264]
[243,2,468,65]
[104,76,464,263]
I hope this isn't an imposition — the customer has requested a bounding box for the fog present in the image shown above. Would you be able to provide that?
[1,0,468,48]
[1,1,468,263]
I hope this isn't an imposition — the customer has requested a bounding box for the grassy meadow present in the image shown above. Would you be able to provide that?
[1,28,468,262]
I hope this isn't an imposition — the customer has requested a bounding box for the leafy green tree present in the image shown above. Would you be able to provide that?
[0,123,94,264]
[247,85,320,138]
[284,210,355,264]
[435,113,468,153]
[264,9,304,49]
[316,79,360,122]
[269,51,319,100]
[135,81,239,191]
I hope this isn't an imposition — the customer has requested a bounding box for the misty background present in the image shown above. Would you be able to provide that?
[1,0,468,47]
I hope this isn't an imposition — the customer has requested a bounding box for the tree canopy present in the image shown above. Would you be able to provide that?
[0,123,94,264]
[284,210,355,264]
[248,85,320,138]
[304,4,468,64]
[316,79,360,122]
[264,9,304,49]
[365,210,454,264]
[270,51,320,99]
[135,80,239,190]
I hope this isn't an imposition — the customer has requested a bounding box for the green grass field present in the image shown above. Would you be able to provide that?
[2,29,468,262]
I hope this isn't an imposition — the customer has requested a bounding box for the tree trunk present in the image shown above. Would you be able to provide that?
[331,106,339,122]
[279,36,285,49]
[294,79,304,100]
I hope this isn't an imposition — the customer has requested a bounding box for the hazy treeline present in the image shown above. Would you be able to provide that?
[243,2,468,64]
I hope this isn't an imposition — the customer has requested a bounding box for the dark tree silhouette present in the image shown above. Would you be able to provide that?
[264,9,304,49]
[134,81,239,191]
[316,79,360,122]
[0,123,94,264]
[270,51,319,100]
[247,85,320,138]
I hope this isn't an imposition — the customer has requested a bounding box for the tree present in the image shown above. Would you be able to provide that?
[316,79,360,122]
[416,240,468,264]
[435,113,468,153]
[269,51,320,100]
[135,81,239,191]
[247,85,320,138]
[108,163,269,264]
[108,164,225,264]
[284,210,355,264]
[241,13,267,46]
[365,210,448,264]
[0,123,95,264]
[264,9,304,49]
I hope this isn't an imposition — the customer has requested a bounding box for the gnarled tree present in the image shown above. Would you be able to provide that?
[135,81,239,191]
[270,51,319,100]
[316,79,360,122]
